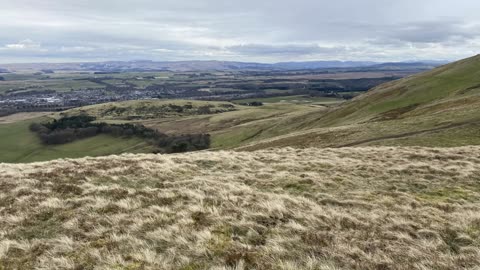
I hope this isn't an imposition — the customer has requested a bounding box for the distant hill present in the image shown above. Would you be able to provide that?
[360,61,445,71]
[272,60,377,69]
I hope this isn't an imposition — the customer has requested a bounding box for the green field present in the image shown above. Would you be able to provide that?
[0,119,153,163]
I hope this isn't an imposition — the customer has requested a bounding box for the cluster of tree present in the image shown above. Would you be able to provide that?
[156,134,211,153]
[93,71,121,74]
[102,103,235,119]
[338,93,356,100]
[0,76,4,81]
[238,101,263,106]
[30,115,210,153]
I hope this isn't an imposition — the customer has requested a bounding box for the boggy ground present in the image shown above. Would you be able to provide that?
[0,147,480,269]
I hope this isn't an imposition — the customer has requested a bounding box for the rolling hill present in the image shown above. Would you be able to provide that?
[319,54,480,125]
[240,55,480,149]
[0,55,478,163]
[0,100,323,162]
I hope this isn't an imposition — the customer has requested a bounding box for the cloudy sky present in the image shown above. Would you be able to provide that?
[0,0,479,63]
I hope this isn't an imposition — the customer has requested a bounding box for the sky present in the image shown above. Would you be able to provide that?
[0,0,479,63]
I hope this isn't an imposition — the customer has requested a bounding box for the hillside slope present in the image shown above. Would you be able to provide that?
[241,55,480,149]
[320,54,480,125]
[1,147,479,269]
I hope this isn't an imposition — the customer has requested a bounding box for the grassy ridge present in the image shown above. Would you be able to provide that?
[64,99,238,120]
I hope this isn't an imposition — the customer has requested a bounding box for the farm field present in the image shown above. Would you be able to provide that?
[0,118,153,163]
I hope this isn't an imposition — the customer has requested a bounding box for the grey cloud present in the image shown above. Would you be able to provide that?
[227,44,347,56]
[386,21,480,43]
[5,39,41,49]
[1,0,480,63]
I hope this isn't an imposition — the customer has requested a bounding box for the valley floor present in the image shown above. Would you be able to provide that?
[1,147,480,269]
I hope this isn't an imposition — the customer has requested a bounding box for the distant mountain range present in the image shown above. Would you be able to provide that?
[0,59,449,72]
[272,61,377,69]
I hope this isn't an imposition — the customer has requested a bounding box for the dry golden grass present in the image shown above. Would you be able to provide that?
[1,147,480,269]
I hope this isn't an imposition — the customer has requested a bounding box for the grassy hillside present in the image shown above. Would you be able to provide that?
[241,55,480,149]
[1,147,479,269]
[0,101,326,162]
[143,103,323,149]
[314,55,480,125]
[64,100,326,149]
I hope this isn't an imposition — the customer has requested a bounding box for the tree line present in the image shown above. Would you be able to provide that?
[29,115,210,153]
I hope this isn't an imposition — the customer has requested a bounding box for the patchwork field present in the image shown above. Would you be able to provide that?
[1,147,479,269]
